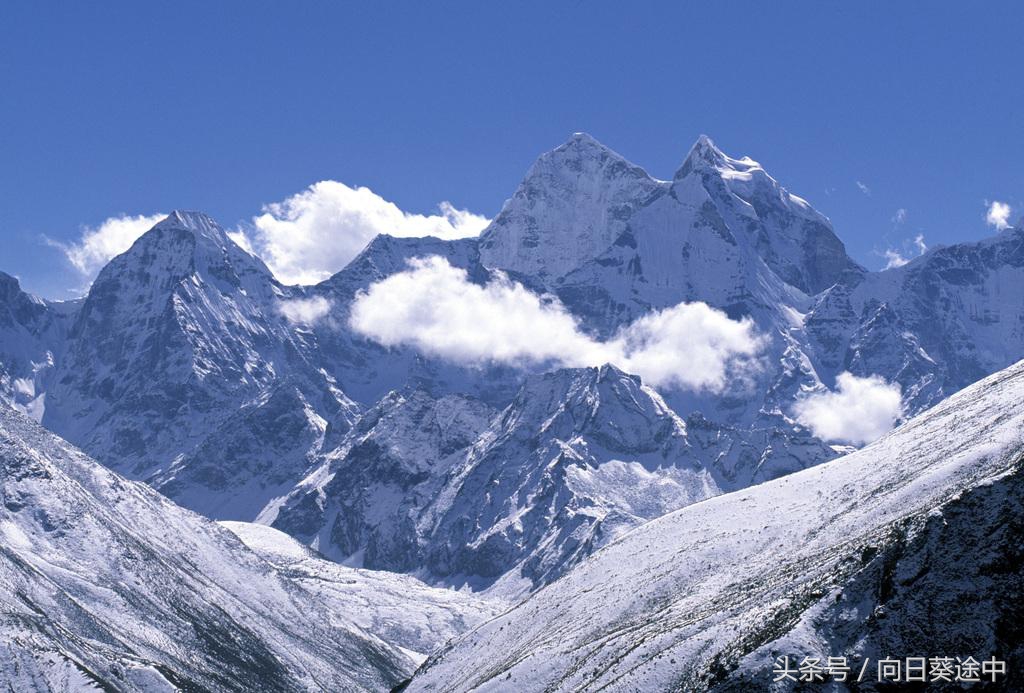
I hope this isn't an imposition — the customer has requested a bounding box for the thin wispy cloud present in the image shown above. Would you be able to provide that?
[349,256,766,393]
[230,181,491,286]
[892,208,907,225]
[794,372,903,445]
[855,181,871,196]
[883,249,909,270]
[985,200,1012,230]
[48,213,166,281]
[880,231,927,271]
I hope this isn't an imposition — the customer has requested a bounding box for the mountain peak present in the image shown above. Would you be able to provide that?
[152,210,227,241]
[478,134,663,280]
[688,133,727,164]
[564,131,605,150]
[675,134,759,179]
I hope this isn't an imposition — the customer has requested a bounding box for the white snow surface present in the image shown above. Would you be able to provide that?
[220,520,505,658]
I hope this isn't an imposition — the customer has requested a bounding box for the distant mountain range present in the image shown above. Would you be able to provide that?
[1,134,1022,691]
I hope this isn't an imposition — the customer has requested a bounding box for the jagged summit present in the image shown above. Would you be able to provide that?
[676,133,728,175]
[675,133,766,182]
[155,209,221,231]
[478,133,663,279]
[553,131,634,162]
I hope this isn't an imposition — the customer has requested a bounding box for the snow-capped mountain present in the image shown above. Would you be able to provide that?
[43,212,326,473]
[34,212,361,519]
[0,402,413,691]
[407,357,1024,692]
[269,365,834,594]
[476,133,1024,437]
[2,132,1024,691]
[2,134,1021,592]
[478,132,665,281]
[0,272,76,421]
[807,225,1024,412]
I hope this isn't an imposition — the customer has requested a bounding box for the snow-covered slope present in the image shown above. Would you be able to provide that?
[408,358,1024,691]
[418,365,718,594]
[44,211,309,471]
[150,381,330,520]
[0,403,412,691]
[221,521,505,663]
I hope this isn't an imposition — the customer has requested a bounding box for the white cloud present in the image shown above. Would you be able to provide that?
[50,213,166,278]
[881,232,927,270]
[610,302,766,392]
[278,296,334,325]
[883,249,909,270]
[793,372,903,445]
[232,181,490,286]
[855,181,871,196]
[985,200,1012,230]
[892,208,907,224]
[348,256,765,393]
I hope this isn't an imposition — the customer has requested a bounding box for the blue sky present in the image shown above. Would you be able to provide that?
[1,1,1021,298]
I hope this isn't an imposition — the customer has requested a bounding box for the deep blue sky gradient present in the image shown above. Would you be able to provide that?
[1,1,1021,297]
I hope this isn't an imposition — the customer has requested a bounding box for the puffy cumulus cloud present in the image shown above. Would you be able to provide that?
[985,200,1012,230]
[278,296,334,325]
[610,302,766,392]
[232,181,491,286]
[348,256,765,393]
[50,213,166,278]
[793,372,903,445]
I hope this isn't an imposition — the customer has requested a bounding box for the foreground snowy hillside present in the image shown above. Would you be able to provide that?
[0,403,492,691]
[221,521,505,662]
[408,358,1024,691]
